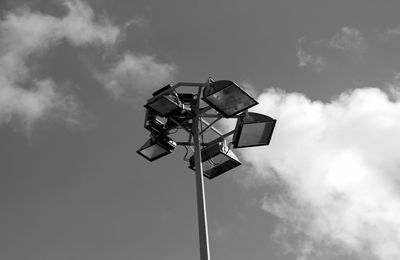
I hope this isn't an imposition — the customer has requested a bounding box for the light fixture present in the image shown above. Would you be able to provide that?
[202,80,258,118]
[145,92,184,117]
[137,135,176,162]
[144,85,187,117]
[144,110,169,134]
[177,93,195,104]
[189,140,241,179]
[138,79,277,260]
[232,112,276,148]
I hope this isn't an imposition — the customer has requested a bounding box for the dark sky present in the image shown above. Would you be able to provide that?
[1,1,400,260]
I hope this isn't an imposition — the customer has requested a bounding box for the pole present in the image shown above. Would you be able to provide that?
[192,88,211,260]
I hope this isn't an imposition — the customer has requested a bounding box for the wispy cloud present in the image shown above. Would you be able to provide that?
[0,0,119,129]
[296,27,365,70]
[124,17,149,29]
[386,25,400,38]
[95,52,176,100]
[328,27,365,54]
[296,38,325,71]
[229,84,400,260]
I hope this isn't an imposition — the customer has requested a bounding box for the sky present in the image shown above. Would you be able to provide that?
[1,1,400,260]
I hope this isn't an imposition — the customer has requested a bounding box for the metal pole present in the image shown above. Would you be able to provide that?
[192,88,211,260]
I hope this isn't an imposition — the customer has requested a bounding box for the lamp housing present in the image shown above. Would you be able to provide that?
[189,140,241,179]
[232,112,276,148]
[145,92,184,117]
[144,110,169,134]
[202,80,258,118]
[137,135,176,162]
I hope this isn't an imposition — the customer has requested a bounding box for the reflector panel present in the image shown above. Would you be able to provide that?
[139,144,169,160]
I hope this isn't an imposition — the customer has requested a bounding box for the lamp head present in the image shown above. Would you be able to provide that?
[202,80,258,118]
[137,134,176,162]
[232,112,276,148]
[145,92,184,117]
[144,109,169,134]
[189,139,241,179]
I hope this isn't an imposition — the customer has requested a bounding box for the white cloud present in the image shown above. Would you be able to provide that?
[95,52,176,99]
[0,0,120,128]
[328,27,365,54]
[387,26,400,37]
[296,38,325,70]
[296,27,365,69]
[228,85,400,260]
[60,0,119,46]
[124,17,149,29]
[0,78,78,127]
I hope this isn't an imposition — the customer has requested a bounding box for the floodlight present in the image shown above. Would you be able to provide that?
[145,92,184,117]
[189,140,241,179]
[177,93,195,104]
[152,84,174,97]
[144,110,168,134]
[232,112,276,148]
[137,135,176,161]
[202,80,258,118]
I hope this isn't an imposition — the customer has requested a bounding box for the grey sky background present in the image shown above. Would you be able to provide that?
[1,1,400,260]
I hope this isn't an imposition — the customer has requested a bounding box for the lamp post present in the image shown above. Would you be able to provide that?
[137,78,276,260]
[192,86,210,260]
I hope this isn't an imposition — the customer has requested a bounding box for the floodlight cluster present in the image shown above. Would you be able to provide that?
[137,80,276,179]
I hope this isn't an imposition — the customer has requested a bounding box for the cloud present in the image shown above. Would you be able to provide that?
[95,52,176,99]
[229,85,400,260]
[296,38,325,71]
[328,27,365,54]
[296,27,365,69]
[387,26,400,37]
[124,17,149,29]
[0,78,78,127]
[0,0,119,128]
